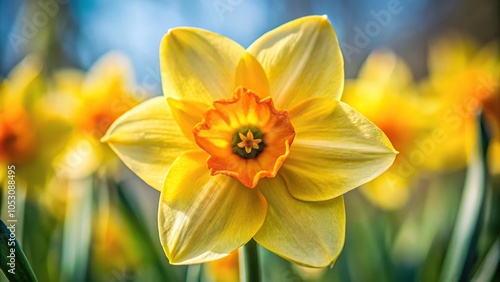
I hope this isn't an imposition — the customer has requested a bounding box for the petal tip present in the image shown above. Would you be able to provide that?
[99,135,109,143]
[166,255,182,265]
[166,27,180,37]
[166,27,183,36]
[162,27,183,45]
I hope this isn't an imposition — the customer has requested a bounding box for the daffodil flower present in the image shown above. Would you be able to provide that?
[91,203,142,274]
[103,15,397,267]
[0,55,72,185]
[205,250,239,282]
[421,35,499,173]
[1,56,42,166]
[343,50,427,210]
[52,52,141,178]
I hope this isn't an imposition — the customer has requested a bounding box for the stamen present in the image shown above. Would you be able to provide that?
[237,130,262,154]
[231,126,266,159]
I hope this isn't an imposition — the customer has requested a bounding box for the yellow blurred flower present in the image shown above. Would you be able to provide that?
[51,52,142,178]
[421,35,499,173]
[205,251,239,282]
[91,202,142,276]
[343,50,429,210]
[483,84,500,175]
[103,15,396,267]
[0,107,36,164]
[0,55,72,184]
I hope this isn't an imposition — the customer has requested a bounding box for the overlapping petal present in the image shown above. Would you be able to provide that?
[167,98,209,142]
[160,27,246,104]
[281,97,397,201]
[248,15,344,109]
[254,176,345,267]
[234,52,270,97]
[102,97,194,190]
[159,151,267,264]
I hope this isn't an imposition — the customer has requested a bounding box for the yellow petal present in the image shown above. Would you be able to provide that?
[472,40,500,75]
[167,98,209,142]
[159,151,267,264]
[82,51,136,101]
[52,69,84,97]
[53,133,102,179]
[359,167,411,210]
[160,27,246,104]
[248,15,343,109]
[102,96,194,190]
[35,113,74,161]
[357,50,413,89]
[3,54,43,106]
[428,34,476,78]
[234,52,270,97]
[282,97,397,201]
[343,81,424,155]
[254,176,345,268]
[205,250,240,282]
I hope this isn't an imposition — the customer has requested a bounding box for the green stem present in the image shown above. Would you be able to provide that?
[60,176,93,282]
[240,239,260,282]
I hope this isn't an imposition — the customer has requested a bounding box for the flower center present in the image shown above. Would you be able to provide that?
[193,87,295,188]
[232,127,265,159]
[0,109,37,164]
[80,102,126,140]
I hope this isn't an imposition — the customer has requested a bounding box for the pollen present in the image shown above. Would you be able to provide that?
[237,130,262,154]
[231,126,266,159]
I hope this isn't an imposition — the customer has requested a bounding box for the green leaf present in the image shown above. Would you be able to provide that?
[0,219,38,282]
[439,114,489,281]
[471,238,500,282]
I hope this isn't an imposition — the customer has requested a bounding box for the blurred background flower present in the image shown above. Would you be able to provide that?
[0,0,498,281]
[343,50,427,210]
[1,55,73,186]
[52,51,143,179]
